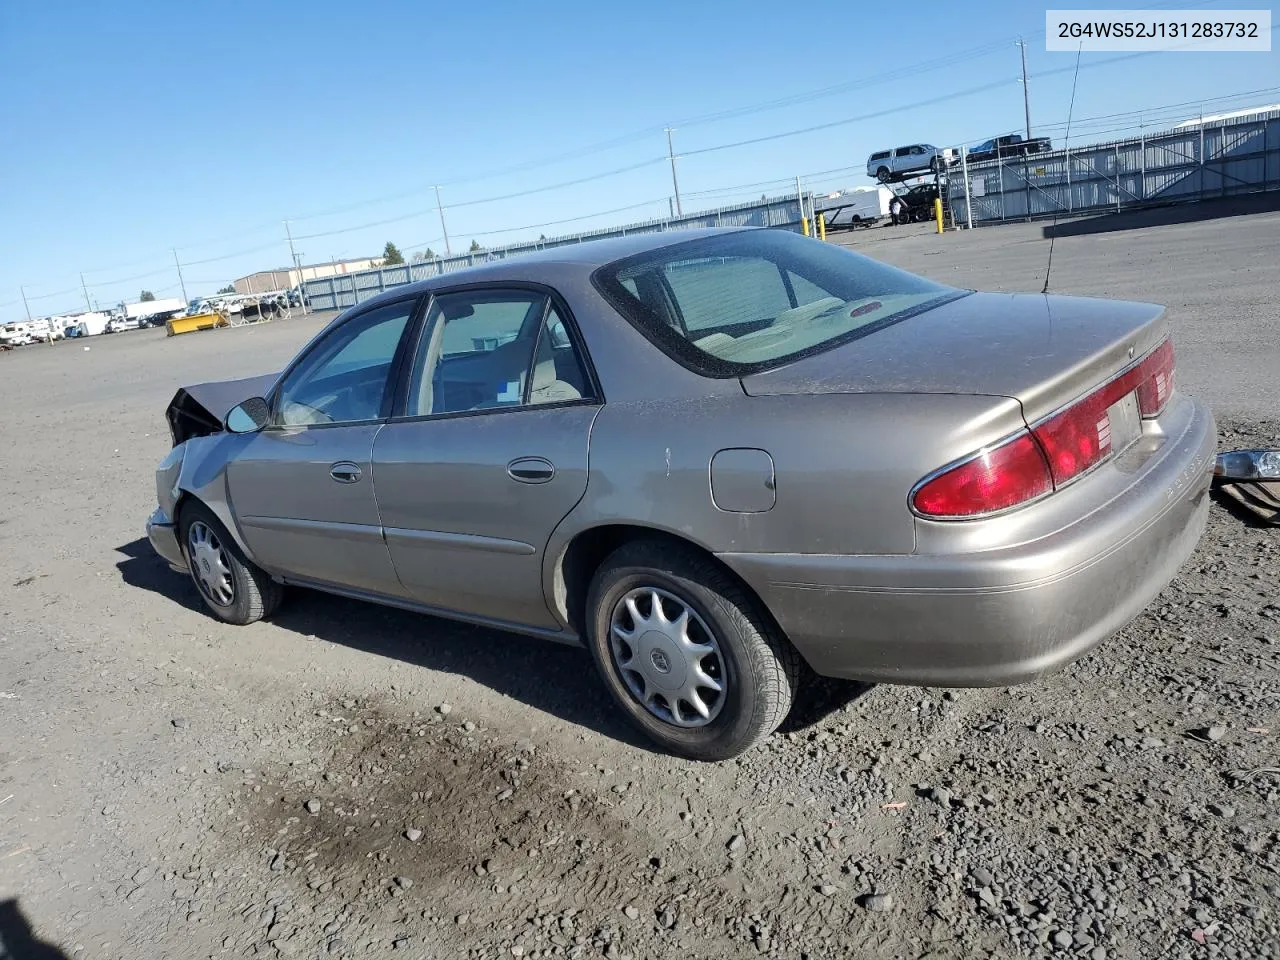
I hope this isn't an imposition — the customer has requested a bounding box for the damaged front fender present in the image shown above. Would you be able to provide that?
[165,372,279,446]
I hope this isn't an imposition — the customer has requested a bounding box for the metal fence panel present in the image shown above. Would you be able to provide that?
[949,109,1280,227]
[302,195,806,309]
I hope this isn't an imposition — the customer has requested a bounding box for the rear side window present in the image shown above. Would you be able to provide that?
[594,230,961,377]
[404,290,591,416]
[869,150,891,161]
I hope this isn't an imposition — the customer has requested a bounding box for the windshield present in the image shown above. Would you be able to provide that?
[593,230,962,376]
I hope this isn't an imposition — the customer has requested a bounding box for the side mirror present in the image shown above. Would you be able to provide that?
[225,397,271,434]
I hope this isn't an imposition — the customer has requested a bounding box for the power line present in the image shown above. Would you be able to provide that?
[680,39,1277,160]
[293,157,667,242]
[468,198,670,239]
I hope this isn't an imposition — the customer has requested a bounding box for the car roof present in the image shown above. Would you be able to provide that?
[349,227,753,309]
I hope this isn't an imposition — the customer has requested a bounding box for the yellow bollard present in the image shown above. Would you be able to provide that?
[934,198,944,234]
[817,212,827,241]
[801,216,810,237]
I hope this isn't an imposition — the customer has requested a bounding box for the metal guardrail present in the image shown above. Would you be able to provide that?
[302,195,806,311]
[949,109,1280,225]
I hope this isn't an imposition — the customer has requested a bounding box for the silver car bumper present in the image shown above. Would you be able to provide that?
[720,397,1217,687]
[146,507,187,572]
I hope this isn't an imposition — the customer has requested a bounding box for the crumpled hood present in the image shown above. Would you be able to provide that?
[166,372,279,446]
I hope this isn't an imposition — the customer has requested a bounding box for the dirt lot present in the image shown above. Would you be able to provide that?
[1,210,1278,960]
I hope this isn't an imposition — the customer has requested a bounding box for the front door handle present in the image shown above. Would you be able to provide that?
[507,457,555,484]
[330,461,363,484]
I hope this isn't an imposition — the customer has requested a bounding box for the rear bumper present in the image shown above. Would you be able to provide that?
[146,507,187,572]
[719,397,1217,687]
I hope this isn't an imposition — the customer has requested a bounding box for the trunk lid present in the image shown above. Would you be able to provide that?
[740,292,1168,423]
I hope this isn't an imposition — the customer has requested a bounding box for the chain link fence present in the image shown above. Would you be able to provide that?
[947,107,1280,227]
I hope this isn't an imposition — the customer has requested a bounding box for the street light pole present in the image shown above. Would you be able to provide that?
[666,128,683,216]
[435,186,452,255]
[172,249,188,304]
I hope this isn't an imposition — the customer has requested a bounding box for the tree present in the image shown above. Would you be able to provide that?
[139,290,156,302]
[382,242,404,265]
[217,284,235,294]
[468,240,482,252]
[411,248,438,262]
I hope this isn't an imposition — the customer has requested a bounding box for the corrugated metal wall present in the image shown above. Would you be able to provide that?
[302,195,806,311]
[950,110,1280,225]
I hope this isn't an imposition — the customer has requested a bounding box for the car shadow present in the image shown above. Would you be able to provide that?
[115,540,866,754]
[0,900,72,960]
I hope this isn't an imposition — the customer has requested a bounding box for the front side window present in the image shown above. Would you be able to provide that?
[593,230,961,376]
[894,146,912,157]
[405,290,590,416]
[274,299,414,426]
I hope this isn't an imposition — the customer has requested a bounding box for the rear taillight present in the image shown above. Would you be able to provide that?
[912,338,1175,519]
[911,432,1053,518]
[1135,338,1174,417]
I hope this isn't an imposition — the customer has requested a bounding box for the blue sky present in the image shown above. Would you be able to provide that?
[1,0,1275,317]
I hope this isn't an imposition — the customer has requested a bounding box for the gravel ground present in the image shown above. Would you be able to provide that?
[1,212,1278,960]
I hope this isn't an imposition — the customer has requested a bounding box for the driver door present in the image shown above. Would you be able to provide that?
[226,296,419,596]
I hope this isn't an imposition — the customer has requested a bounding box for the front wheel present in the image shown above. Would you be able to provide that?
[178,500,282,625]
[585,540,800,761]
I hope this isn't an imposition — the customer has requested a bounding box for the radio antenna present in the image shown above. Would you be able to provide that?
[1042,43,1083,295]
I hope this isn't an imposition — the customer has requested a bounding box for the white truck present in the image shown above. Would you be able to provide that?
[814,187,894,228]
[69,312,111,337]
[1,318,64,345]
[124,297,186,325]
[1,322,37,346]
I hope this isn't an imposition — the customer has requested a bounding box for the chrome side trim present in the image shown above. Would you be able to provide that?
[238,515,385,545]
[383,526,536,556]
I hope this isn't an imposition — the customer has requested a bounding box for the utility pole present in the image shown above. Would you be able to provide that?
[1018,37,1033,140]
[284,220,308,314]
[80,273,92,311]
[19,286,31,321]
[435,186,452,255]
[666,128,683,216]
[172,249,188,304]
[795,176,809,235]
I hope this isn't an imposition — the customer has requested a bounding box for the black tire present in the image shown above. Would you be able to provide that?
[876,166,891,183]
[178,500,282,625]
[585,540,800,761]
[890,199,906,224]
[930,156,942,174]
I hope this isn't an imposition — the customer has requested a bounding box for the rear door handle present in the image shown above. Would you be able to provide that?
[330,461,363,484]
[507,457,555,484]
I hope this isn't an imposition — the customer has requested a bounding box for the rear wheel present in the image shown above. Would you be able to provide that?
[876,166,891,183]
[178,500,282,625]
[585,540,800,761]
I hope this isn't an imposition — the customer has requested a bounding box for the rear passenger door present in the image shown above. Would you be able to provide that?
[893,145,913,174]
[371,287,600,629]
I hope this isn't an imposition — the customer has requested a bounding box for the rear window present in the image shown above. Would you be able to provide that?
[593,230,962,376]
